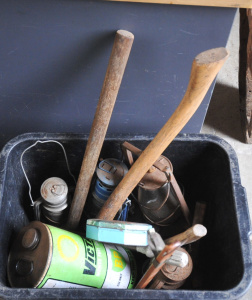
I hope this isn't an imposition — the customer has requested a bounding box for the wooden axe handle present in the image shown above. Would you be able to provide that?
[66,30,134,229]
[97,47,229,221]
[164,224,207,246]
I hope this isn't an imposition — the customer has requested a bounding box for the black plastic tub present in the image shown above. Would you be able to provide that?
[0,132,252,299]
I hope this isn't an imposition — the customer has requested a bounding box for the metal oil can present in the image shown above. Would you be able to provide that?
[7,221,137,289]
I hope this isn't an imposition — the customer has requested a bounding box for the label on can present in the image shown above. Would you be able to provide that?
[103,244,131,288]
[37,225,136,289]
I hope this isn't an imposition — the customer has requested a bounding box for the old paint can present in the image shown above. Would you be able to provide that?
[7,221,137,289]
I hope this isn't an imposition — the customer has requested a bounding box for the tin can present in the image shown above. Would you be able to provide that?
[7,221,137,289]
[87,158,128,217]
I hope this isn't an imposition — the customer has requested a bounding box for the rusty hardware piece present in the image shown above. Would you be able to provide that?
[131,229,189,269]
[135,241,181,289]
[140,224,205,289]
[134,224,206,289]
[121,141,191,226]
[148,247,193,289]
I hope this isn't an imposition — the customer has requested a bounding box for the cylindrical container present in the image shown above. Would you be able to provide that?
[34,177,69,224]
[7,221,137,289]
[137,156,181,226]
[148,247,193,290]
[87,158,128,217]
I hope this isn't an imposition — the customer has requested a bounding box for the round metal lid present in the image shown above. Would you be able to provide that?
[40,177,68,205]
[139,155,173,190]
[96,158,128,187]
[7,221,52,288]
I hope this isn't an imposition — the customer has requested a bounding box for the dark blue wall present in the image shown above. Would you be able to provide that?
[0,0,236,150]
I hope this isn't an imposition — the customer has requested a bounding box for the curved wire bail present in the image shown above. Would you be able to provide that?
[20,140,77,206]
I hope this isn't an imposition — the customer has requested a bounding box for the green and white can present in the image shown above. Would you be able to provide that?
[7,221,137,289]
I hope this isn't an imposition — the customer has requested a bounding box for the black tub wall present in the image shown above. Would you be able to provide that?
[0,134,246,295]
[0,0,236,150]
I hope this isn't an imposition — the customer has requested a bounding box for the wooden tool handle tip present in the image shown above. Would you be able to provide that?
[193,224,207,237]
[195,47,229,65]
[117,29,134,40]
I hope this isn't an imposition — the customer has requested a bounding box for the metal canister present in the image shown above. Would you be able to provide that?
[148,247,193,290]
[121,141,191,227]
[87,158,128,217]
[7,221,137,289]
[137,156,181,226]
[34,177,69,224]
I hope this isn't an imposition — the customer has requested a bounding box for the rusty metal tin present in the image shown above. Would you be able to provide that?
[139,156,173,190]
[149,247,193,290]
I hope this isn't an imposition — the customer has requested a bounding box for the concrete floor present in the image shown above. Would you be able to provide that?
[201,10,252,300]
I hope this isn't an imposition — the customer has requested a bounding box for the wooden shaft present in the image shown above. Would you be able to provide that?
[109,0,252,9]
[97,47,229,221]
[66,30,134,230]
[192,201,207,225]
[135,241,181,289]
[164,224,207,246]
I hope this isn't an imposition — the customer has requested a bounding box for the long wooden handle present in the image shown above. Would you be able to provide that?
[66,30,134,229]
[164,224,207,246]
[97,47,229,221]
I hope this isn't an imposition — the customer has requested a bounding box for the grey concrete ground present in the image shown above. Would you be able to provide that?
[201,10,252,300]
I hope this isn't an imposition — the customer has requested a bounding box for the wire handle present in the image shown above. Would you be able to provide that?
[20,140,76,206]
